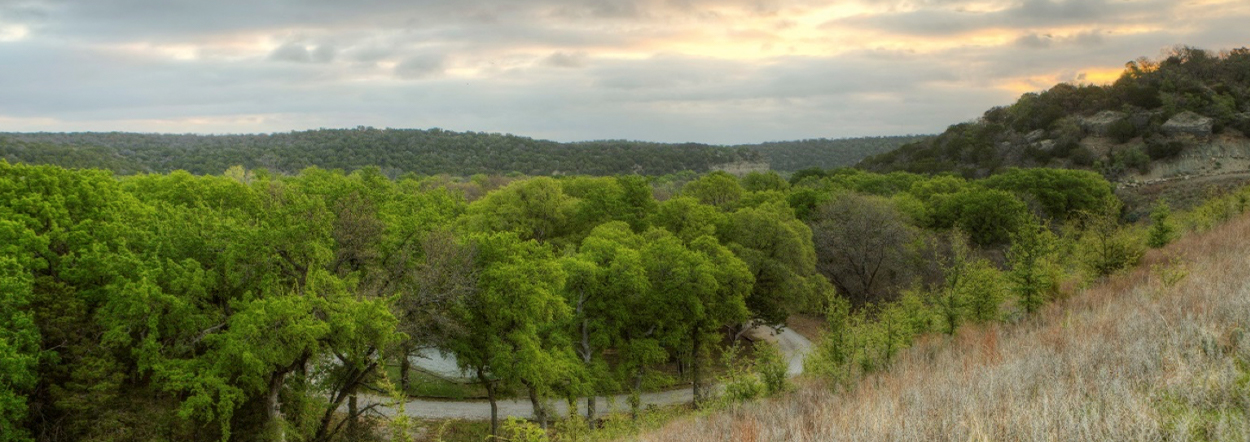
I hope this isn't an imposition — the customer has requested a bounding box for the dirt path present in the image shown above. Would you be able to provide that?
[358,326,813,420]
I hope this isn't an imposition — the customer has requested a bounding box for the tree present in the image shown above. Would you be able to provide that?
[1007,215,1056,314]
[465,177,575,245]
[718,202,822,328]
[682,171,743,210]
[1078,196,1142,277]
[560,222,649,424]
[445,232,570,438]
[1147,201,1177,248]
[639,230,750,408]
[810,193,918,305]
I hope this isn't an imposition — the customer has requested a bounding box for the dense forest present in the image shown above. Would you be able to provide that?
[740,136,929,172]
[0,129,761,177]
[0,130,920,178]
[5,155,1208,441]
[861,46,1250,178]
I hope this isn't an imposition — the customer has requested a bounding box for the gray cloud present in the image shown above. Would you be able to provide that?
[0,0,1247,143]
[395,53,445,79]
[542,51,588,68]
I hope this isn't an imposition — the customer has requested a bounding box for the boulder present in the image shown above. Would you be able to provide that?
[1161,111,1214,136]
[1081,110,1127,136]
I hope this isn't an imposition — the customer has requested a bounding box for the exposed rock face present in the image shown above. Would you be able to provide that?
[1162,111,1214,136]
[1081,110,1127,136]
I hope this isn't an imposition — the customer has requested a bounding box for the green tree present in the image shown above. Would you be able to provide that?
[682,171,743,210]
[445,232,570,438]
[718,202,822,328]
[1007,215,1056,314]
[1147,201,1177,248]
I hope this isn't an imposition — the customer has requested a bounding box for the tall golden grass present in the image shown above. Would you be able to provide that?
[639,213,1250,441]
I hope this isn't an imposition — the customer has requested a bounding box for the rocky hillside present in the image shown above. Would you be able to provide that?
[859,46,1250,213]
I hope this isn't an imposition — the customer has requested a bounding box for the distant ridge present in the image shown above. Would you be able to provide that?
[0,128,923,177]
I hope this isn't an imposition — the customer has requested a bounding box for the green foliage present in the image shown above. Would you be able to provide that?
[753,341,789,396]
[980,168,1114,221]
[1008,215,1057,314]
[1078,197,1144,278]
[1108,118,1138,143]
[931,188,1027,245]
[744,136,930,172]
[501,417,550,442]
[0,129,764,177]
[1147,201,1177,248]
[717,344,763,404]
[681,171,744,210]
[0,258,38,442]
[740,171,789,192]
[859,46,1250,177]
[963,260,1006,324]
[1146,139,1185,160]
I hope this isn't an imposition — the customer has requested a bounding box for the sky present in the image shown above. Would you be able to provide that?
[0,0,1246,144]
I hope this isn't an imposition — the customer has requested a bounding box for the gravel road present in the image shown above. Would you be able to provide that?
[358,326,813,420]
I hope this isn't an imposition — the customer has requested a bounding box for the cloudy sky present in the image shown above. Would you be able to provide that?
[0,0,1246,144]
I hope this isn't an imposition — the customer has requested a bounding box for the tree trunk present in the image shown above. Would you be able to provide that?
[586,396,596,429]
[629,368,644,421]
[579,318,595,425]
[525,381,548,430]
[268,370,287,442]
[347,394,358,439]
[691,326,704,409]
[480,372,499,439]
[399,349,411,392]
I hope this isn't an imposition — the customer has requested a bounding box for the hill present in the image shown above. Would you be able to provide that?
[0,128,766,177]
[0,129,918,178]
[741,136,930,172]
[641,210,1250,441]
[859,46,1250,192]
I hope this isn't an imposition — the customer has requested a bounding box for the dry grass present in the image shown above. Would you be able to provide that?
[638,214,1250,442]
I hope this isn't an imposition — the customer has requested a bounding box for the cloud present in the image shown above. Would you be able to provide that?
[269,42,312,62]
[394,54,445,79]
[542,51,588,68]
[0,0,1247,144]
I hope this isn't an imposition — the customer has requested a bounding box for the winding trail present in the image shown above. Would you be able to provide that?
[359,327,813,420]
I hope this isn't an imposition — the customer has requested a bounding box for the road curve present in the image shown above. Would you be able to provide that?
[358,326,813,420]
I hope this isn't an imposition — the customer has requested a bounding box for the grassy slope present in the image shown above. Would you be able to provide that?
[640,214,1250,441]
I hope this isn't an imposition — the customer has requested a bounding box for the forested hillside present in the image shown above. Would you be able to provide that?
[860,46,1250,180]
[0,129,762,177]
[741,136,930,172]
[0,130,923,178]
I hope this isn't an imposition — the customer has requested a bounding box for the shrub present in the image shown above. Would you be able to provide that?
[1147,201,1177,248]
[1146,140,1184,160]
[1108,118,1138,143]
[754,341,789,396]
[1070,145,1096,166]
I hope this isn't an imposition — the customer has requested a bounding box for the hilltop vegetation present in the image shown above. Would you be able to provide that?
[861,46,1250,181]
[741,136,930,172]
[0,129,920,178]
[0,129,763,177]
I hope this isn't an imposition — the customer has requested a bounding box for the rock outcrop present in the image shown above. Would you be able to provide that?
[1162,111,1214,136]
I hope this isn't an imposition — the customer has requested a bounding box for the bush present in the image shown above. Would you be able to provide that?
[1147,201,1176,248]
[754,341,789,396]
[1146,140,1184,160]
[1070,146,1096,166]
[1108,118,1138,143]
